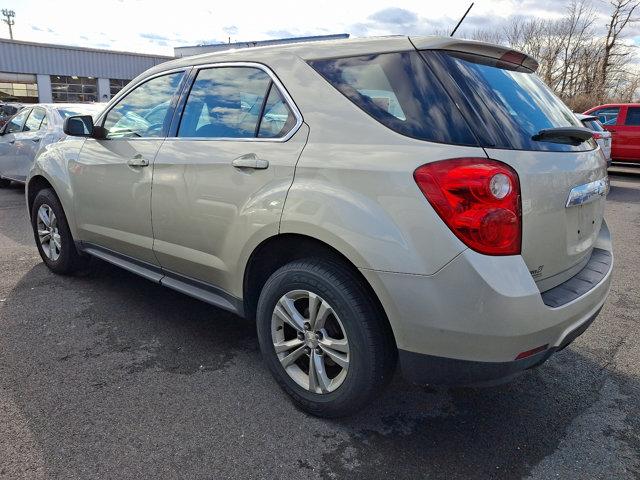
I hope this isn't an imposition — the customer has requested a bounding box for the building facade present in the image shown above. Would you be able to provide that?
[173,34,349,57]
[0,39,172,104]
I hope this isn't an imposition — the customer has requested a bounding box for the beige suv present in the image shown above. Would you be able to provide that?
[27,36,613,417]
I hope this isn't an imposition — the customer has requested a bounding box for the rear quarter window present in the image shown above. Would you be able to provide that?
[308,51,478,146]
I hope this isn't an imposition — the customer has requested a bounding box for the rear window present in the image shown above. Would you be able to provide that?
[581,118,604,132]
[308,51,478,146]
[429,51,594,152]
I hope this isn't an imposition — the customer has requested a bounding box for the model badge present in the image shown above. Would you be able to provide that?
[530,265,544,277]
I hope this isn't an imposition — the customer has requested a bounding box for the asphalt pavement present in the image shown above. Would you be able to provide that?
[0,167,639,479]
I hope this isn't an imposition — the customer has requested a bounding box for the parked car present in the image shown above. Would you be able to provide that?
[26,36,613,417]
[584,103,640,163]
[576,113,612,167]
[0,102,24,128]
[0,103,104,186]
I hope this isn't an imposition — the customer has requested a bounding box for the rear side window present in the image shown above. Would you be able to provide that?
[24,108,46,132]
[591,107,619,126]
[258,84,297,138]
[178,66,297,139]
[431,51,591,152]
[308,52,478,146]
[624,107,640,126]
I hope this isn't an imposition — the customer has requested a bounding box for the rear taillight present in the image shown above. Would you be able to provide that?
[592,133,602,140]
[414,158,521,256]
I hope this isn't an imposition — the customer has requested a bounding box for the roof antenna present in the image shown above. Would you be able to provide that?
[450,2,474,37]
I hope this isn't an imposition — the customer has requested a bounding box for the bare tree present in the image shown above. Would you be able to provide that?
[598,0,640,100]
[456,0,640,107]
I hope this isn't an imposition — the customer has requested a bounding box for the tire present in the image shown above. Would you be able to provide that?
[256,258,396,418]
[31,188,85,274]
[0,178,11,188]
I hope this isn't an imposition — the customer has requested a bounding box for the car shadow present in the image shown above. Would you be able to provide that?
[1,259,637,480]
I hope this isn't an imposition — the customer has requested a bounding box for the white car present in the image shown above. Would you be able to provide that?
[577,113,612,167]
[0,103,104,186]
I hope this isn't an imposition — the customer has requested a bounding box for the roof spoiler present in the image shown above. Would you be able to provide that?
[409,37,539,72]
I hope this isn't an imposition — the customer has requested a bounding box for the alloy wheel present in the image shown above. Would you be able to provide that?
[36,204,61,261]
[271,290,350,394]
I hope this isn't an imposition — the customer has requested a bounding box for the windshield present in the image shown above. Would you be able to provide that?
[56,105,104,120]
[429,50,594,152]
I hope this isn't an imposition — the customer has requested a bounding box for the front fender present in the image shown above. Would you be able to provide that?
[27,138,87,238]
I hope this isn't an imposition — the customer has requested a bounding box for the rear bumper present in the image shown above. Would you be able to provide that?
[360,220,613,386]
[398,305,601,386]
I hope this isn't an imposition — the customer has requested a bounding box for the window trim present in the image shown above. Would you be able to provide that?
[169,61,303,143]
[95,67,190,141]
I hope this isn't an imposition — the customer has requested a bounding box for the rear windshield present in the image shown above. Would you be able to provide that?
[582,118,605,132]
[429,50,594,152]
[308,51,478,146]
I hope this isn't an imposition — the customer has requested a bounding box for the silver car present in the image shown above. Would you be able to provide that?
[25,36,613,417]
[0,103,104,186]
[577,113,612,167]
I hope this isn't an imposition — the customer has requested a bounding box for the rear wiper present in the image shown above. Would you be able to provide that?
[532,127,593,146]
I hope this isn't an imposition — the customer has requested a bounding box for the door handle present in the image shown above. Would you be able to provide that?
[127,154,149,167]
[232,153,269,170]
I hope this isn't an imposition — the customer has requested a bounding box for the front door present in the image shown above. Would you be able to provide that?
[71,71,185,264]
[151,64,307,295]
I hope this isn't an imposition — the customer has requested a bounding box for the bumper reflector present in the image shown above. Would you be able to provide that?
[515,344,548,360]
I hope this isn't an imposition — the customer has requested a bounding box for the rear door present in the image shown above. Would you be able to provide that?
[616,106,640,161]
[421,48,607,290]
[151,63,307,294]
[13,107,47,181]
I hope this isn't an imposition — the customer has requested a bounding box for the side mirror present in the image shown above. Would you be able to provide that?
[63,115,100,137]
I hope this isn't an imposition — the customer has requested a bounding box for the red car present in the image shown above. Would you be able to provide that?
[584,103,640,163]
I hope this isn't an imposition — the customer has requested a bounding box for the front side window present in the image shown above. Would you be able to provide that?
[592,107,620,126]
[309,52,478,146]
[24,108,46,132]
[5,108,30,134]
[103,72,184,139]
[178,66,297,139]
[624,107,640,126]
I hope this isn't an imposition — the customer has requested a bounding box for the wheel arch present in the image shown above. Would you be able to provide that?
[242,233,398,350]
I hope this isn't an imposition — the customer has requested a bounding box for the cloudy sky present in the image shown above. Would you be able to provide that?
[2,0,639,55]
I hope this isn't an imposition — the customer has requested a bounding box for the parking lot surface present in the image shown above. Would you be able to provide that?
[1,168,639,480]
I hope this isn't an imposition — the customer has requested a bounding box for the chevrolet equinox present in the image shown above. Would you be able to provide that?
[26,36,613,417]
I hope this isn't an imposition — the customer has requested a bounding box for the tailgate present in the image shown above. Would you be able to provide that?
[488,148,608,289]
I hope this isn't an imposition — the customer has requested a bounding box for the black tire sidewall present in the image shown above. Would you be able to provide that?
[256,260,385,416]
[31,189,78,274]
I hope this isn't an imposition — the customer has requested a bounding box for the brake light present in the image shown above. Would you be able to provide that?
[414,158,521,255]
[592,133,602,140]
